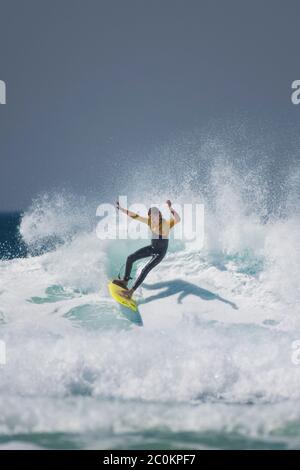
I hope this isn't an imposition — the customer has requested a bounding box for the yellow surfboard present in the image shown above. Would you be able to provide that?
[108,281,143,326]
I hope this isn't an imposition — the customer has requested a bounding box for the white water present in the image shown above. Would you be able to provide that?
[0,161,300,449]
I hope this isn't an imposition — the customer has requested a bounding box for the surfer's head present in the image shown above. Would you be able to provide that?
[148,207,162,229]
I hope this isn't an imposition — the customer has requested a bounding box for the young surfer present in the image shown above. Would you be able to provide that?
[114,200,181,298]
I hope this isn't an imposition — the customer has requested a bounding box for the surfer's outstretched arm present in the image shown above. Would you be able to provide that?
[166,200,181,227]
[116,201,148,223]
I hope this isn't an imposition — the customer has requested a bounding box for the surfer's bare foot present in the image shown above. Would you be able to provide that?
[121,288,134,299]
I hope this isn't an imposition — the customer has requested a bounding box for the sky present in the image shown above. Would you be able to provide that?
[0,0,300,210]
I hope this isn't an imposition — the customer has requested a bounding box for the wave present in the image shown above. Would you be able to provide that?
[1,136,300,448]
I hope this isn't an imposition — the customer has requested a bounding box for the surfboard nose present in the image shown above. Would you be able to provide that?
[108,281,143,326]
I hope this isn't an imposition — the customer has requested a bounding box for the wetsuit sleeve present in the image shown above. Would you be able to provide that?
[133,215,148,224]
[168,218,177,229]
[126,210,148,224]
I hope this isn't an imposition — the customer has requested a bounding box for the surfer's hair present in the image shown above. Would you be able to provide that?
[147,207,163,233]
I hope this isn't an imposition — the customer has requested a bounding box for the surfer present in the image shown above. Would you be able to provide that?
[114,200,181,298]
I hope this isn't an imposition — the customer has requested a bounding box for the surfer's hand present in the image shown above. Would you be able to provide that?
[116,201,120,210]
[166,200,172,208]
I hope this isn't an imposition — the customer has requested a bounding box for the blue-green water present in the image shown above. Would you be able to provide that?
[0,212,27,260]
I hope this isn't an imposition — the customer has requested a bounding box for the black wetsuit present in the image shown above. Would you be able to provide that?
[124,238,169,291]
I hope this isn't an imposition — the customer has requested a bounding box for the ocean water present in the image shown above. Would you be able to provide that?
[0,150,300,450]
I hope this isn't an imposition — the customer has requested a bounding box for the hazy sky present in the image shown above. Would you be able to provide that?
[0,0,300,210]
